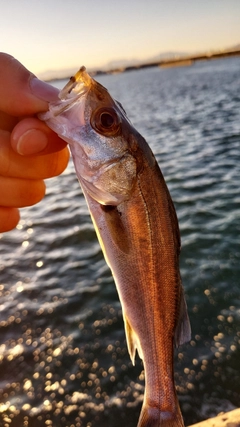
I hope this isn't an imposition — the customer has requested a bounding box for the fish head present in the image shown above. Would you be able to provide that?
[40,67,148,206]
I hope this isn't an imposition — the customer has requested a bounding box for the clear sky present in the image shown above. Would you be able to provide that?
[1,0,240,78]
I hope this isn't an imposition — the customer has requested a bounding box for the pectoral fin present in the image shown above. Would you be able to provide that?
[123,313,143,365]
[101,204,131,254]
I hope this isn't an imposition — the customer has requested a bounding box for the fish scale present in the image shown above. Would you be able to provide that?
[39,67,191,427]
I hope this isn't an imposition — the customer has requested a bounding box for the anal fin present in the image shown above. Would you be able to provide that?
[123,313,143,365]
[174,287,191,347]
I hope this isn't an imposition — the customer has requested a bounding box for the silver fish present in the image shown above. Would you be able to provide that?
[40,67,191,427]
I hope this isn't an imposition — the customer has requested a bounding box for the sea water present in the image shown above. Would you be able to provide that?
[0,57,239,427]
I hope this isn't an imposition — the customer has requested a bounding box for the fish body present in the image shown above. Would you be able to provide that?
[40,67,191,427]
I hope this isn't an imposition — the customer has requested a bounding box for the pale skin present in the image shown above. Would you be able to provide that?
[0,53,70,232]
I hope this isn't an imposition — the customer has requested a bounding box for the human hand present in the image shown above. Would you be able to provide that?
[0,53,70,232]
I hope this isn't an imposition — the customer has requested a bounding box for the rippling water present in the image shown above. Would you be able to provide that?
[0,57,239,427]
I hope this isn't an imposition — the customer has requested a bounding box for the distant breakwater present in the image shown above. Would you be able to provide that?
[92,48,240,76]
[47,48,240,82]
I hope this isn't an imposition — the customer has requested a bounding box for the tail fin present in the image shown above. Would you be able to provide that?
[137,401,184,427]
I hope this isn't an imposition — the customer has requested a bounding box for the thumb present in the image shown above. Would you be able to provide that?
[0,53,59,116]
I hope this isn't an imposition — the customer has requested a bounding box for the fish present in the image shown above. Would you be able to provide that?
[39,66,191,427]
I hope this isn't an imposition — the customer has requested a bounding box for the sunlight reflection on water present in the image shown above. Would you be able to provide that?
[0,57,239,427]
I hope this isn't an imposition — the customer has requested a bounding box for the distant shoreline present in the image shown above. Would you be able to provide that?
[45,48,240,82]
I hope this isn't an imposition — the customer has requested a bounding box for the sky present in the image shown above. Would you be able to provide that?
[1,0,240,79]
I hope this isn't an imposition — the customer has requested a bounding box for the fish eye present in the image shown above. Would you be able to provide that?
[91,107,121,136]
[100,112,114,128]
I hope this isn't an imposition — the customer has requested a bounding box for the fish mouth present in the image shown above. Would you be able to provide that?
[41,66,92,119]
[59,66,92,101]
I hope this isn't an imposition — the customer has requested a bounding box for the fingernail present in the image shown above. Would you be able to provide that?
[17,129,48,155]
[29,77,59,102]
